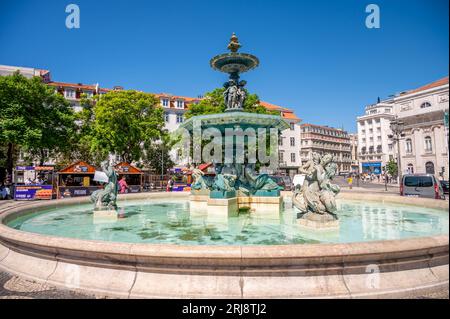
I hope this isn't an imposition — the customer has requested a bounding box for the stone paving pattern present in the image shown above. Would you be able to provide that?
[0,270,447,299]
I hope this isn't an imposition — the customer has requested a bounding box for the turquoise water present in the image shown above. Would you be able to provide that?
[6,199,449,245]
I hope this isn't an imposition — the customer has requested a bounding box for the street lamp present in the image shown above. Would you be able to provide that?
[388,117,405,184]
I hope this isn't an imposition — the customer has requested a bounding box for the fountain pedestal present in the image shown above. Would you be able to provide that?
[93,209,118,224]
[297,212,339,230]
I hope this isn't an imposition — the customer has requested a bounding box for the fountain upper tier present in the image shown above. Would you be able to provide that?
[210,32,259,80]
[179,111,290,132]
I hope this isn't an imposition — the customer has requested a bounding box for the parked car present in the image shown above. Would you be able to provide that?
[440,180,449,194]
[400,174,445,200]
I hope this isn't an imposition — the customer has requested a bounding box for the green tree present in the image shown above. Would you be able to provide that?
[142,133,176,175]
[59,94,108,167]
[0,72,75,176]
[90,90,164,163]
[385,159,398,177]
[184,87,275,119]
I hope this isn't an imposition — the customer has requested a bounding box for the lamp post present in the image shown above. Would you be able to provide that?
[388,117,405,184]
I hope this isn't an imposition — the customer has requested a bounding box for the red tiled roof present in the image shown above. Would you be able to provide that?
[258,101,290,112]
[48,81,97,91]
[402,76,449,95]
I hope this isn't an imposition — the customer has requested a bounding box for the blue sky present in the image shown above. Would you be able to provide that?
[1,0,448,132]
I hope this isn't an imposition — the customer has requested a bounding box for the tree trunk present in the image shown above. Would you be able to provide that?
[6,142,13,182]
[39,149,45,166]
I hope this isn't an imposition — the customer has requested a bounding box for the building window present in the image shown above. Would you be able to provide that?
[176,100,184,108]
[420,102,432,108]
[425,161,435,174]
[384,108,391,113]
[407,164,414,174]
[388,143,393,151]
[424,136,432,152]
[290,123,295,130]
[279,152,284,162]
[369,146,374,154]
[405,139,413,153]
[279,137,283,146]
[164,113,169,123]
[290,153,296,162]
[290,137,295,146]
[176,114,183,123]
[161,99,169,107]
[65,89,75,98]
[376,145,382,153]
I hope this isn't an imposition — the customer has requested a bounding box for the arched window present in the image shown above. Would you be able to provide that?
[425,162,435,174]
[424,136,433,152]
[420,102,432,108]
[405,138,413,153]
[407,164,414,174]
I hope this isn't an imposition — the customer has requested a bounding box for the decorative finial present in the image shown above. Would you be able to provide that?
[227,32,241,53]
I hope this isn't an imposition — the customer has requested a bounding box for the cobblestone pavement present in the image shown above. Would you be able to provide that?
[0,271,97,299]
[0,270,448,299]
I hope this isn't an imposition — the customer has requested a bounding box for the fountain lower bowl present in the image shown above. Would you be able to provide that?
[0,192,448,298]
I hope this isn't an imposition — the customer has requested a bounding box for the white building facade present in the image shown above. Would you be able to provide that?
[392,77,449,180]
[356,76,449,180]
[357,103,396,175]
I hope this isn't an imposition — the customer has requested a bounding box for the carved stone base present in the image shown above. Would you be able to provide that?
[190,189,210,196]
[297,212,339,230]
[93,210,118,224]
[207,197,238,217]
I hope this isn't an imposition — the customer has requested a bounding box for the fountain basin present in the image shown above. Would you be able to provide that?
[0,192,448,298]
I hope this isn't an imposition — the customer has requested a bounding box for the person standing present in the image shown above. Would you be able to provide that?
[118,176,130,194]
[347,175,353,190]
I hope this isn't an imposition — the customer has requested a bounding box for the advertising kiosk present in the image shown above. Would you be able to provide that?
[13,166,55,200]
[57,161,102,198]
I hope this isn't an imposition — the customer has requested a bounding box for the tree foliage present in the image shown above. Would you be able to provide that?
[385,159,398,177]
[90,90,164,163]
[142,133,176,174]
[0,72,75,173]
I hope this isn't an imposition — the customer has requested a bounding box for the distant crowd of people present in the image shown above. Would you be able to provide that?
[345,172,397,189]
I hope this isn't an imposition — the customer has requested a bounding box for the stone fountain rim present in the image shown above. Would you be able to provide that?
[0,191,448,262]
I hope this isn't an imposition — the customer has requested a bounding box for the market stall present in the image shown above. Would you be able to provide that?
[169,167,191,191]
[57,161,101,198]
[115,162,143,193]
[13,166,55,200]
